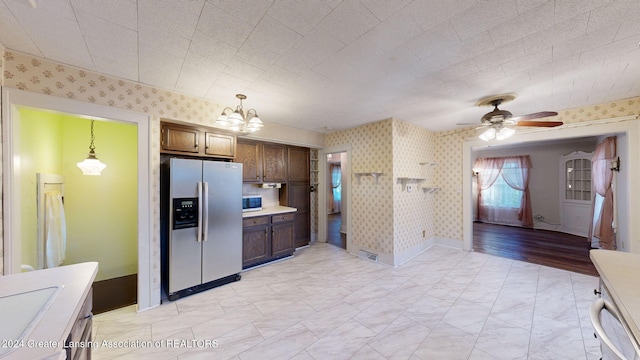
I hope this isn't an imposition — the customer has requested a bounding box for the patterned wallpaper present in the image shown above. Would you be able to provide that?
[326,120,394,255]
[392,119,437,254]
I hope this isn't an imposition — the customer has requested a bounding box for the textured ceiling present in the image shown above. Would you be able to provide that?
[1,0,640,133]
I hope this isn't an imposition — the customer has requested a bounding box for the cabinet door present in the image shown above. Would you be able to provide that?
[292,211,310,248]
[271,222,294,258]
[288,146,310,182]
[205,132,235,158]
[287,182,311,247]
[242,226,270,267]
[262,144,287,182]
[161,124,199,153]
[236,141,262,183]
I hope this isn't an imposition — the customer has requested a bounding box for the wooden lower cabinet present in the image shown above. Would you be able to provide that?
[242,214,295,269]
[242,225,270,266]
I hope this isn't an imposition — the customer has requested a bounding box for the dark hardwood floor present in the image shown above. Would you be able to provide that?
[327,213,345,249]
[473,222,598,276]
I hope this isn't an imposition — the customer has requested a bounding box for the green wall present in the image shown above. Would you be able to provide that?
[19,109,63,269]
[19,108,138,281]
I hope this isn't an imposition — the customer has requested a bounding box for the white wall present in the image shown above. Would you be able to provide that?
[473,138,598,230]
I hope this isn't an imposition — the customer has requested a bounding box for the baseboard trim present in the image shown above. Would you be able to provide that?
[433,237,463,249]
[393,238,436,266]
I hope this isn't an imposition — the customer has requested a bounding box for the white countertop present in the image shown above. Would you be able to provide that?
[0,262,98,360]
[590,250,640,347]
[242,206,297,218]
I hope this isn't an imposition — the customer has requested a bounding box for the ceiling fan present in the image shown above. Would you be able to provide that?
[461,94,562,141]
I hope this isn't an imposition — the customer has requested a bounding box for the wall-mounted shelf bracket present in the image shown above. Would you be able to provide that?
[422,186,440,194]
[419,162,437,167]
[396,177,426,192]
[354,172,384,184]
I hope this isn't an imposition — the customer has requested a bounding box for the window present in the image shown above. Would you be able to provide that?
[481,175,522,208]
[474,155,534,227]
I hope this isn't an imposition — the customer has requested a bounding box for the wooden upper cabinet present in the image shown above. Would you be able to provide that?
[161,123,199,153]
[205,132,235,158]
[262,143,287,183]
[287,146,310,182]
[160,120,236,159]
[236,141,262,183]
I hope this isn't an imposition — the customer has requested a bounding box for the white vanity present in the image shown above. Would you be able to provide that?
[0,262,97,360]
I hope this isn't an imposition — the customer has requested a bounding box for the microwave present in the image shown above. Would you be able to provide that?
[242,195,263,212]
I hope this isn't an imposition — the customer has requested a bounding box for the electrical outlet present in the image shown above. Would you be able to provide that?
[406,184,413,192]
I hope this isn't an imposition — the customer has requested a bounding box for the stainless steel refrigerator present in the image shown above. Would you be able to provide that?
[161,158,242,301]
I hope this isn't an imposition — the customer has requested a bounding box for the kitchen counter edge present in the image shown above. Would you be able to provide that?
[0,262,98,360]
[590,249,640,349]
[242,206,297,218]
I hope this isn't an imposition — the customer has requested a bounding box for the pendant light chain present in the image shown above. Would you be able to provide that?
[89,120,96,153]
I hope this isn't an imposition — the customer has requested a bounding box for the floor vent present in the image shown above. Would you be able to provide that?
[359,250,378,263]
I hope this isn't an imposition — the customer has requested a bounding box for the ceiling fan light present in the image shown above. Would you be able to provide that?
[496,127,515,140]
[479,128,496,141]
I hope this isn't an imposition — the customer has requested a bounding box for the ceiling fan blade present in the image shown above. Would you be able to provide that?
[510,111,558,121]
[456,122,482,126]
[516,120,564,127]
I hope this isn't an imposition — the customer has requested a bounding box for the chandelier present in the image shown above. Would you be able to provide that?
[216,94,264,133]
[77,119,107,175]
[479,124,515,141]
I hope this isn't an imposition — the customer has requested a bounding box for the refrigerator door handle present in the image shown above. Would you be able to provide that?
[197,182,203,242]
[202,181,209,242]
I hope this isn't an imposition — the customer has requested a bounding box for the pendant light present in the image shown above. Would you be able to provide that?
[216,94,264,133]
[76,120,107,175]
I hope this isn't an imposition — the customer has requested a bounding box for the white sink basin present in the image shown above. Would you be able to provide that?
[0,286,63,357]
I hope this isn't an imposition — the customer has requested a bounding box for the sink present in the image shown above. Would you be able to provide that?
[0,286,63,357]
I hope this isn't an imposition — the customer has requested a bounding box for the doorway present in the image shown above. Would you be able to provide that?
[462,117,640,254]
[326,152,345,249]
[17,108,138,313]
[318,146,352,253]
[2,88,155,310]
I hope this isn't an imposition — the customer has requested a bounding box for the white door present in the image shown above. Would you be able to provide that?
[559,151,594,237]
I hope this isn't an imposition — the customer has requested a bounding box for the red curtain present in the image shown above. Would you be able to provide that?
[590,136,617,249]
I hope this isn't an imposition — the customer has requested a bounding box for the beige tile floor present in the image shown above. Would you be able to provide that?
[92,243,601,359]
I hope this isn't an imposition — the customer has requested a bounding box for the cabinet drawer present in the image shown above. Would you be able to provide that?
[271,213,295,223]
[243,216,269,228]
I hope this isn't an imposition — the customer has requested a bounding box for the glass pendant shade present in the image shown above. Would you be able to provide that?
[228,111,244,125]
[246,116,264,132]
[77,151,107,176]
[77,120,106,175]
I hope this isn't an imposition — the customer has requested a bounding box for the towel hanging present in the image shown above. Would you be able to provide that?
[45,190,67,268]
